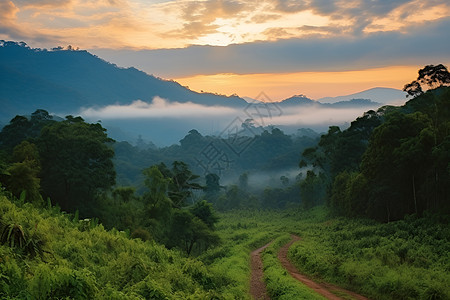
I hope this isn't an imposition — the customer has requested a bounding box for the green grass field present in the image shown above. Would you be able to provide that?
[1,194,449,299]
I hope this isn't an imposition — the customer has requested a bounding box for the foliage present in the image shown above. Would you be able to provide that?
[305,78,449,220]
[5,141,42,204]
[286,208,450,300]
[0,193,240,299]
[38,115,116,214]
[261,234,326,300]
[167,210,220,256]
[403,64,450,97]
[113,127,318,193]
[212,207,449,300]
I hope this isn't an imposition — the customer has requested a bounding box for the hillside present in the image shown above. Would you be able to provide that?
[318,87,406,105]
[0,193,241,299]
[278,95,382,108]
[0,41,247,121]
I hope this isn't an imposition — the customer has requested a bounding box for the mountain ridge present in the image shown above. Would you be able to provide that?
[318,87,406,104]
[0,41,248,121]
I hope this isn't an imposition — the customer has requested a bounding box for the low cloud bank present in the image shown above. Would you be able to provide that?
[79,97,381,145]
[80,97,237,119]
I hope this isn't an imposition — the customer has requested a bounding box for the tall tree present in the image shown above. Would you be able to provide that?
[6,141,42,203]
[153,161,202,207]
[38,116,115,214]
[361,112,434,221]
[142,165,172,221]
[403,64,450,97]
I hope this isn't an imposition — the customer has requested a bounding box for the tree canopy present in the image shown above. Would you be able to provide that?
[403,64,450,98]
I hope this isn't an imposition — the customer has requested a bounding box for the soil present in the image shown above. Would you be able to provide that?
[249,241,272,300]
[277,235,370,300]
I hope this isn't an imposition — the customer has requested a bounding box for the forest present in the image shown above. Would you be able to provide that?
[0,65,449,299]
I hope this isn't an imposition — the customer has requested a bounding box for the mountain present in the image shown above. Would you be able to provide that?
[323,98,382,108]
[0,41,247,121]
[318,87,406,105]
[278,95,317,106]
[277,95,382,108]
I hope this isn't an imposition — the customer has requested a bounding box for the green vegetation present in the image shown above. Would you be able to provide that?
[113,126,318,198]
[0,65,449,298]
[211,208,450,300]
[0,193,238,299]
[287,209,450,300]
[302,72,450,221]
[261,234,326,300]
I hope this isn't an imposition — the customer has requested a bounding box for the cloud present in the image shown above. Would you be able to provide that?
[270,106,374,127]
[0,0,19,20]
[273,0,309,13]
[91,16,450,78]
[77,96,388,145]
[2,0,449,50]
[13,0,72,8]
[0,0,152,49]
[79,97,378,129]
[80,97,238,119]
[0,0,55,42]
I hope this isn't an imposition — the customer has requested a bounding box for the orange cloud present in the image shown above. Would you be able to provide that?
[1,0,449,52]
[0,1,19,20]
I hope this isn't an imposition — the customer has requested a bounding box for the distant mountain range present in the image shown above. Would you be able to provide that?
[277,95,383,108]
[1,41,408,121]
[318,87,406,105]
[0,40,409,145]
[0,41,247,121]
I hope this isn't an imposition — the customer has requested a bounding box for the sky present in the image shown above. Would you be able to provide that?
[1,0,450,100]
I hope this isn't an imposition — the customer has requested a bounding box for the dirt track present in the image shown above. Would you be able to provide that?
[250,235,369,300]
[277,235,369,300]
[249,241,272,300]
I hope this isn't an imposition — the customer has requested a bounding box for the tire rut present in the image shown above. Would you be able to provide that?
[278,234,370,300]
[250,241,272,300]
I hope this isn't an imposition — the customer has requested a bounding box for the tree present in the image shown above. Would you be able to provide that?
[403,81,423,98]
[142,166,172,221]
[179,129,205,150]
[0,116,32,151]
[153,161,202,207]
[168,210,219,256]
[299,170,327,209]
[403,64,450,97]
[38,116,115,214]
[361,112,434,221]
[189,200,218,229]
[170,161,202,206]
[204,173,221,201]
[6,141,42,204]
[0,110,55,152]
[418,64,450,88]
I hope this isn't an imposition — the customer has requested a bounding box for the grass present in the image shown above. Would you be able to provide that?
[1,194,448,300]
[261,234,326,300]
[213,207,450,300]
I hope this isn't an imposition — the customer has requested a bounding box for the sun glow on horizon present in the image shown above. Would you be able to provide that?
[175,66,420,100]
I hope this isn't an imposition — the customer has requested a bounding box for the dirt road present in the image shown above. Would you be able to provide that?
[250,241,272,300]
[277,235,369,300]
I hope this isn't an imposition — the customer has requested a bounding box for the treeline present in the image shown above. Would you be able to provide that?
[0,110,218,256]
[113,126,318,189]
[301,65,450,221]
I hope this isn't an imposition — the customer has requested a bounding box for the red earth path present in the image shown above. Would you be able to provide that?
[249,235,370,300]
[250,241,272,300]
[277,235,370,300]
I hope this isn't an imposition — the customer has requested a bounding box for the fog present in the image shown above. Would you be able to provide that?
[80,97,237,119]
[79,97,380,146]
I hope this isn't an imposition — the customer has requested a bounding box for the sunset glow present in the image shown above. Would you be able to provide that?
[1,0,450,98]
[175,66,422,100]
